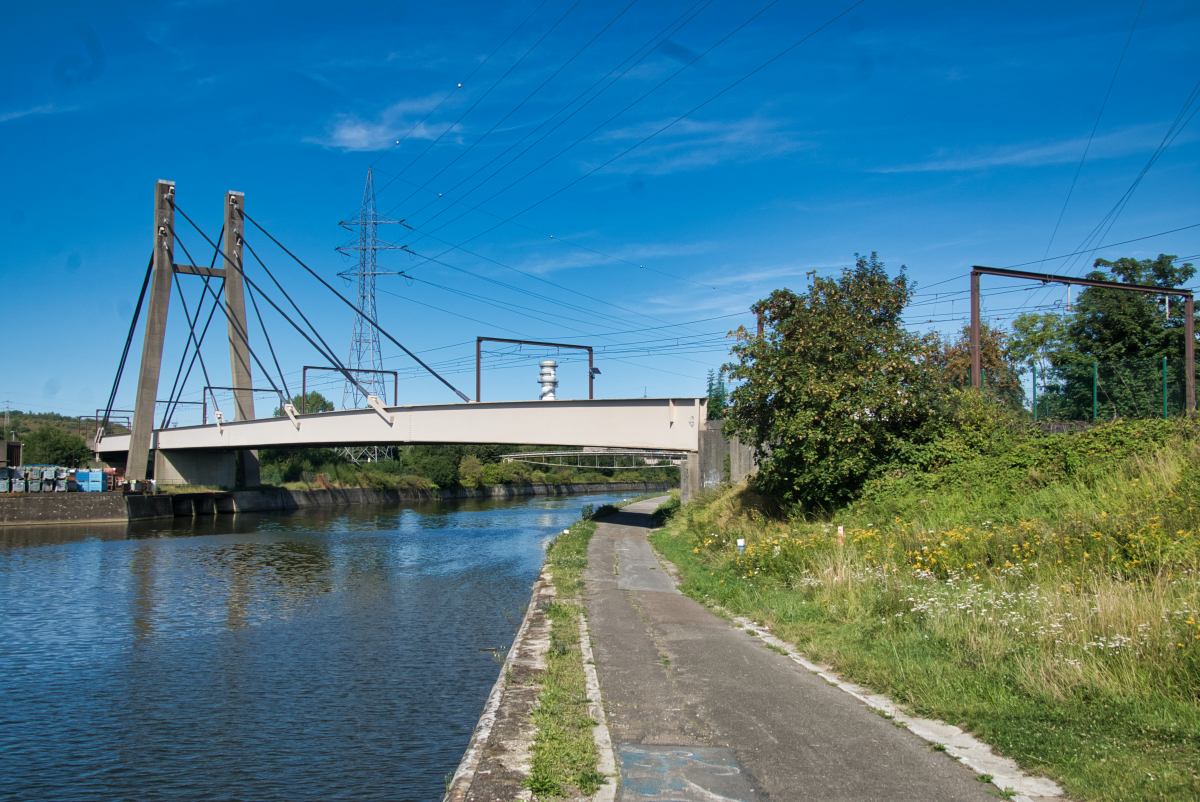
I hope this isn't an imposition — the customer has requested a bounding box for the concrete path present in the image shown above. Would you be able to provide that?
[584,498,997,802]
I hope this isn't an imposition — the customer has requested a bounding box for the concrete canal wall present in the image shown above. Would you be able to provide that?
[0,481,676,526]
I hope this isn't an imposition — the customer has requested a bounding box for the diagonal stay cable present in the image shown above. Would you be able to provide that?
[165,261,216,427]
[162,227,224,427]
[172,227,286,409]
[165,283,226,428]
[240,209,472,402]
[245,276,292,400]
[239,237,352,380]
[172,202,375,404]
[100,251,154,435]
[186,227,375,404]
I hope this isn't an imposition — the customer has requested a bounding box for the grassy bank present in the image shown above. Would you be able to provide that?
[525,516,605,798]
[650,422,1200,801]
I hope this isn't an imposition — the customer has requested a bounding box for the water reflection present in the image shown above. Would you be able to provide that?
[0,492,628,801]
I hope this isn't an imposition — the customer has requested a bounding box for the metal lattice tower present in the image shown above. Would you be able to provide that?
[336,167,403,461]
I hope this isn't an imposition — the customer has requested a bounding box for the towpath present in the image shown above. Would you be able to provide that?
[583,497,998,802]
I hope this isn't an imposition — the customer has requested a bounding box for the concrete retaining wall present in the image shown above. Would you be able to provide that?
[0,493,130,526]
[681,421,756,503]
[1,481,676,526]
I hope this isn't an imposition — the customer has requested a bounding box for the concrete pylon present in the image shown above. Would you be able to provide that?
[127,180,176,482]
[224,191,259,486]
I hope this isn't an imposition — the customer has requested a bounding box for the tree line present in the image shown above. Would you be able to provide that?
[722,251,1195,512]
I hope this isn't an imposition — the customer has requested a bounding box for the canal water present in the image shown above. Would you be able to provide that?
[0,492,633,801]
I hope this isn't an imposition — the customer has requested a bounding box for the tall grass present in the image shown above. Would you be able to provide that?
[651,430,1200,800]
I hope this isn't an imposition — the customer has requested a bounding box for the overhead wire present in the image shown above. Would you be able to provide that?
[394,0,866,310]
[392,0,636,211]
[239,209,472,401]
[371,0,558,201]
[1038,0,1145,268]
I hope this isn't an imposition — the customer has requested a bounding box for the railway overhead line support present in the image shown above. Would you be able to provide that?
[970,265,1195,413]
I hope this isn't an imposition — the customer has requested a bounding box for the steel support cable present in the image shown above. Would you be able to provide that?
[393,0,634,211]
[391,0,714,226]
[100,251,155,434]
[169,203,351,392]
[238,237,350,383]
[165,264,216,428]
[396,0,865,295]
[239,210,471,402]
[165,283,226,428]
[1039,0,1146,268]
[238,236,374,402]
[244,277,292,401]
[161,228,224,427]
[171,227,286,409]
[371,0,557,201]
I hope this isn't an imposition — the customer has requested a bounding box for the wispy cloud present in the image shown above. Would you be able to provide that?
[308,95,454,151]
[585,116,815,176]
[509,240,714,275]
[874,124,1172,173]
[0,104,65,124]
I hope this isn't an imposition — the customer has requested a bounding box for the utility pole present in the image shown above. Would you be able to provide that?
[224,191,259,486]
[128,180,176,482]
[970,272,981,389]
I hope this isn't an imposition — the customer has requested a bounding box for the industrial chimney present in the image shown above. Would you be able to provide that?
[539,360,558,401]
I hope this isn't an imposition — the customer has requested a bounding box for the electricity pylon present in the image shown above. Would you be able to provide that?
[336,166,403,463]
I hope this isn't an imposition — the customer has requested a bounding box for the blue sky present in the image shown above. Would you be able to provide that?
[2,0,1198,421]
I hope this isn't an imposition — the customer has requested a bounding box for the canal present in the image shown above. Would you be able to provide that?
[0,492,632,801]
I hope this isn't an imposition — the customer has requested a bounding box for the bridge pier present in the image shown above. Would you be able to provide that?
[155,449,236,489]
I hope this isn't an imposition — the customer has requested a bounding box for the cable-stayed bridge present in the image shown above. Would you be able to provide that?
[93,181,706,488]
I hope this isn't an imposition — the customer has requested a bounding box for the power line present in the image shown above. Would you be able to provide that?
[392,0,636,212]
[371,0,560,202]
[1038,0,1145,268]
[395,0,865,309]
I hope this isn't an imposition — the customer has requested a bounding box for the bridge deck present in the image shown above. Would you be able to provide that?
[96,397,706,455]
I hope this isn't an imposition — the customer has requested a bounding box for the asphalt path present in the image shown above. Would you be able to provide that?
[583,498,997,802]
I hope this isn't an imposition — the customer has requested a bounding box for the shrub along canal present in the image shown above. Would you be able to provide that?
[0,492,633,801]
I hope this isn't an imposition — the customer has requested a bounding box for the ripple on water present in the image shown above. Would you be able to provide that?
[0,494,622,801]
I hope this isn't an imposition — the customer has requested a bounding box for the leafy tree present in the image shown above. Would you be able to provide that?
[705,369,728,418]
[1009,312,1067,381]
[458,455,484,488]
[1050,255,1195,420]
[274,391,334,416]
[23,426,91,467]
[934,323,1025,408]
[1066,255,1195,362]
[723,253,943,512]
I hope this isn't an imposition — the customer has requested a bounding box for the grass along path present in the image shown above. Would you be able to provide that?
[650,482,1200,801]
[523,496,664,798]
[524,517,604,798]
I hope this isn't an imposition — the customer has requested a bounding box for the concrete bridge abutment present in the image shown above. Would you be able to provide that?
[154,449,237,489]
[680,420,757,504]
